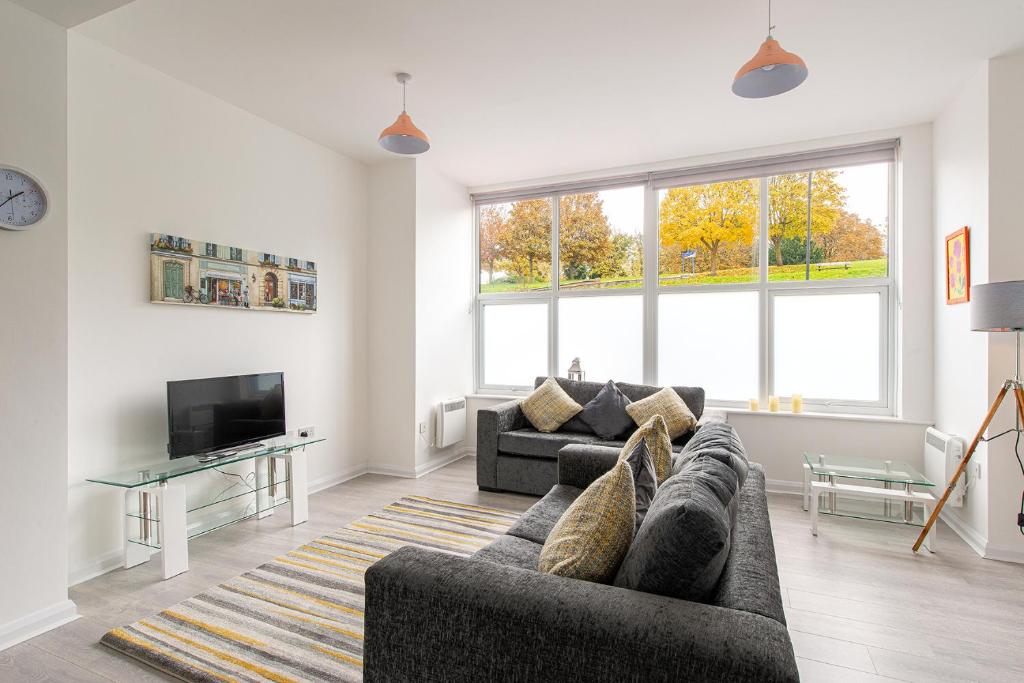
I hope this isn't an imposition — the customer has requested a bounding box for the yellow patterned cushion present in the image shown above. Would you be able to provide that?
[538,460,635,582]
[625,387,696,440]
[520,377,582,433]
[619,415,673,484]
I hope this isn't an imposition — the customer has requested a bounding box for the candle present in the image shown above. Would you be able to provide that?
[748,398,760,412]
[768,395,780,412]
[791,394,803,413]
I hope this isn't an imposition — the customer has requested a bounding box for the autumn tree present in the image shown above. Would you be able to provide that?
[559,193,613,281]
[478,204,508,284]
[767,171,844,267]
[659,179,758,276]
[817,210,885,262]
[502,198,551,287]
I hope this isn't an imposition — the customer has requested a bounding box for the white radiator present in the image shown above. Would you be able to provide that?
[435,397,466,448]
[924,427,966,507]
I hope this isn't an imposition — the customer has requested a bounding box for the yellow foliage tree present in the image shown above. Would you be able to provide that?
[659,179,758,276]
[767,170,845,266]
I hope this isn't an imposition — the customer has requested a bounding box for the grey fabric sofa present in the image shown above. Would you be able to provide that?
[477,377,707,495]
[364,423,798,682]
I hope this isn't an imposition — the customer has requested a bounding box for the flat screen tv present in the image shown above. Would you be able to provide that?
[167,372,285,459]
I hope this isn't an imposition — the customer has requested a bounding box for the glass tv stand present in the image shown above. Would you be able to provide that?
[87,432,324,579]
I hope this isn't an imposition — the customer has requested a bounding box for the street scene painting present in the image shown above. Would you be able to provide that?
[150,234,317,313]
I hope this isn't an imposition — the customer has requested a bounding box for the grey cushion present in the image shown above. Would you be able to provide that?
[506,484,582,545]
[535,377,704,422]
[623,440,657,533]
[614,455,738,603]
[579,380,634,440]
[559,413,595,435]
[472,534,543,571]
[675,422,750,488]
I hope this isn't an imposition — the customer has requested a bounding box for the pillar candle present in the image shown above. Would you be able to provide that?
[768,395,780,412]
[748,398,759,411]
[791,394,803,413]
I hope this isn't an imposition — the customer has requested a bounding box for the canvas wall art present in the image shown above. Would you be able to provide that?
[150,234,317,313]
[945,226,970,305]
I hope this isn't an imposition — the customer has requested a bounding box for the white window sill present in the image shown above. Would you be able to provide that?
[467,394,929,426]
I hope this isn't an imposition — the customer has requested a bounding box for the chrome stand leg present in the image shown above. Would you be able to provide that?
[829,475,837,514]
[904,482,913,523]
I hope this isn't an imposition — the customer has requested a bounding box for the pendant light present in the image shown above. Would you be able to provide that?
[378,72,430,155]
[732,0,807,98]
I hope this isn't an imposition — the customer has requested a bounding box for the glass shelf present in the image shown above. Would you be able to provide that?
[127,496,292,550]
[813,494,928,527]
[804,452,933,487]
[87,431,323,488]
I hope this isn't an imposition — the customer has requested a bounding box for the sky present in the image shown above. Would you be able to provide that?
[597,161,890,235]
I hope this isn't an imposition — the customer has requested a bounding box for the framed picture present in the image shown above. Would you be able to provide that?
[945,226,970,305]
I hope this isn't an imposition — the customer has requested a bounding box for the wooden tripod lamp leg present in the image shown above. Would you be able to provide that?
[913,384,1010,552]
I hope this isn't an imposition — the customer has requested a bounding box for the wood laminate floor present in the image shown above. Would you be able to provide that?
[2,456,1022,682]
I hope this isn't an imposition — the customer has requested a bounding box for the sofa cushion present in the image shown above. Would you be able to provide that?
[578,380,634,439]
[472,534,543,572]
[539,460,635,583]
[499,429,621,459]
[534,377,705,422]
[626,387,697,440]
[506,484,582,545]
[559,413,594,435]
[619,415,673,483]
[675,422,750,488]
[613,455,738,603]
[520,377,583,433]
[623,440,658,533]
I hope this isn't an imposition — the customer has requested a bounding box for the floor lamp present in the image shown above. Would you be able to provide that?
[914,280,1024,552]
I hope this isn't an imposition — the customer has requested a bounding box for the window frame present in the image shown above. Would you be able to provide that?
[473,141,898,416]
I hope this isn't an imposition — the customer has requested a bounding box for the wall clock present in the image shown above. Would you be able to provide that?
[0,167,48,230]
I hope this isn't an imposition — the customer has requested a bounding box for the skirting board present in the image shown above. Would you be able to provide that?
[0,599,78,652]
[940,510,1024,563]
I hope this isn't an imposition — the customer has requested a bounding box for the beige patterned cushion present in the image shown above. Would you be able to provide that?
[538,460,635,582]
[619,415,673,484]
[520,377,582,433]
[625,387,696,440]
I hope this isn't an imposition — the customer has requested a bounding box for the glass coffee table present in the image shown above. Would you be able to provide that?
[802,453,937,551]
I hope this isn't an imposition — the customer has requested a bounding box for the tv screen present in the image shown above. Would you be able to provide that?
[167,373,285,459]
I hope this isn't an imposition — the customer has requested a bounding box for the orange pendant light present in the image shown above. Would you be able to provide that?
[732,0,807,98]
[379,72,430,155]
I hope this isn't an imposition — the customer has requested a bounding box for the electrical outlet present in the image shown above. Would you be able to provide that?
[418,422,428,435]
[971,462,981,481]
[298,425,315,439]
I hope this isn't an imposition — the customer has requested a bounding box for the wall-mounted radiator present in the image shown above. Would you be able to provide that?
[923,427,966,507]
[436,397,467,448]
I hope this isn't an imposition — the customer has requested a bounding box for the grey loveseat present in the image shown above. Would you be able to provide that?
[477,377,706,495]
[364,423,798,682]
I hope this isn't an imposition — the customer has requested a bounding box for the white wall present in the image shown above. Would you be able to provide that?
[985,51,1024,554]
[0,0,75,649]
[466,125,935,486]
[66,34,370,582]
[366,160,417,475]
[932,63,991,548]
[414,161,473,470]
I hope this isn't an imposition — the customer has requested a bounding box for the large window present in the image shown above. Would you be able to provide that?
[475,141,897,414]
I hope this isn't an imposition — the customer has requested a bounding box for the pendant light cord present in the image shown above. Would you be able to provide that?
[402,81,407,113]
[768,0,776,36]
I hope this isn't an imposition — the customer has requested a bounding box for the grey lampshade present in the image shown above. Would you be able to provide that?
[971,281,1024,331]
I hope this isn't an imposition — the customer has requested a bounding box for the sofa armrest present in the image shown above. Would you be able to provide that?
[476,400,526,488]
[557,444,621,489]
[364,546,799,683]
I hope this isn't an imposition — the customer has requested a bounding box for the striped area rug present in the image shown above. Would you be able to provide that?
[100,495,520,682]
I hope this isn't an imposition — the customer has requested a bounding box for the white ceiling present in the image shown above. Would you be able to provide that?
[74,0,1024,187]
[11,0,134,27]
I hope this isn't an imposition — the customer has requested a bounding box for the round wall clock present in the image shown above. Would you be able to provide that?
[0,167,48,231]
